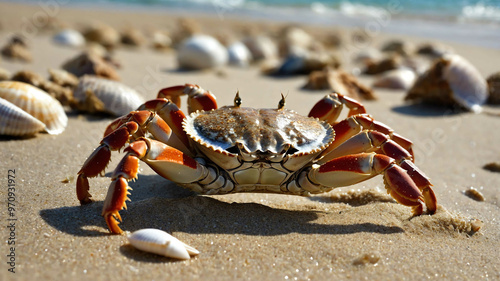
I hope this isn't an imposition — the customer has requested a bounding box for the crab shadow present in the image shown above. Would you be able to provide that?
[40,174,403,238]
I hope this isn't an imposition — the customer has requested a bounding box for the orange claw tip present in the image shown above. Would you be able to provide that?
[104,212,124,234]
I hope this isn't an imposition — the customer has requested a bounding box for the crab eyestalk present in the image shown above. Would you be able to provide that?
[234,91,242,107]
[278,93,286,110]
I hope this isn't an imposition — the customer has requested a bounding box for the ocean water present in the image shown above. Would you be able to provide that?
[12,0,500,48]
[48,0,500,24]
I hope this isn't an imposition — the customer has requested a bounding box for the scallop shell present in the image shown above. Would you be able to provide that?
[373,68,416,90]
[53,29,85,47]
[0,81,67,135]
[406,54,488,112]
[177,35,228,70]
[128,228,199,260]
[0,97,46,136]
[227,41,252,67]
[73,76,145,116]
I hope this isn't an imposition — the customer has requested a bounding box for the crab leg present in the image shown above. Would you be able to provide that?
[158,84,218,113]
[308,93,367,123]
[305,152,436,215]
[102,138,207,234]
[76,110,185,204]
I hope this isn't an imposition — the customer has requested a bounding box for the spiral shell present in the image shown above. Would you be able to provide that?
[0,81,67,135]
[128,228,199,260]
[73,75,145,116]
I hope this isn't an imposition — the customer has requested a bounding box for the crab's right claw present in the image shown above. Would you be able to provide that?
[158,84,217,113]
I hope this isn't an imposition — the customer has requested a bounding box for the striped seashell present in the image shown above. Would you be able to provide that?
[128,228,199,260]
[0,81,67,135]
[73,75,145,116]
[0,97,46,136]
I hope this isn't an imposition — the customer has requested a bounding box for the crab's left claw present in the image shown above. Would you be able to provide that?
[102,138,208,234]
[307,153,437,215]
[158,84,217,113]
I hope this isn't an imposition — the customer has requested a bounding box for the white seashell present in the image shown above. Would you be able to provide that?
[73,76,145,116]
[0,81,67,135]
[53,29,85,47]
[442,54,487,111]
[128,228,199,260]
[177,35,228,70]
[0,97,46,136]
[406,54,488,112]
[373,68,416,90]
[227,41,252,67]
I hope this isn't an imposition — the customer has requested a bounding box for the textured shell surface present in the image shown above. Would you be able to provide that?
[442,54,488,111]
[0,97,46,136]
[74,76,145,116]
[184,106,334,155]
[53,29,86,47]
[177,35,228,70]
[128,228,199,260]
[0,81,67,135]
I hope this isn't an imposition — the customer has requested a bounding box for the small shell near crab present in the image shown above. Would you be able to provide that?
[72,75,145,116]
[372,68,417,90]
[127,229,199,260]
[405,54,488,112]
[53,29,86,47]
[0,81,67,136]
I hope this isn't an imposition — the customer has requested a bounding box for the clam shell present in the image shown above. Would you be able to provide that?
[73,76,145,116]
[128,228,199,260]
[0,81,67,135]
[53,29,85,47]
[177,35,228,70]
[406,54,487,112]
[0,97,46,136]
[373,68,416,90]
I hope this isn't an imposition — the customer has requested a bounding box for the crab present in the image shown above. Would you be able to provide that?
[76,84,437,234]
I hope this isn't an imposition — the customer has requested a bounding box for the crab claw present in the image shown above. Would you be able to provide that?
[158,84,217,113]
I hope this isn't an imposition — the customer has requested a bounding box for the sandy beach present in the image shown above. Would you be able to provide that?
[1,1,500,280]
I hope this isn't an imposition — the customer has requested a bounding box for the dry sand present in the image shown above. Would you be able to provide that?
[0,2,499,280]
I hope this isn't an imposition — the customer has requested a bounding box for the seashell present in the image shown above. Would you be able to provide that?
[362,55,401,75]
[269,49,340,76]
[302,68,376,100]
[353,48,383,64]
[406,54,488,112]
[372,68,417,90]
[11,70,73,106]
[416,42,454,57]
[279,26,314,57]
[177,35,228,70]
[227,41,252,67]
[121,27,146,47]
[242,35,278,62]
[171,18,201,46]
[151,30,172,50]
[0,81,67,135]
[128,228,199,260]
[62,52,120,81]
[380,40,414,56]
[0,97,46,136]
[73,75,144,116]
[48,68,79,89]
[83,23,120,49]
[464,187,485,202]
[53,29,85,47]
[1,35,32,62]
[486,72,500,104]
